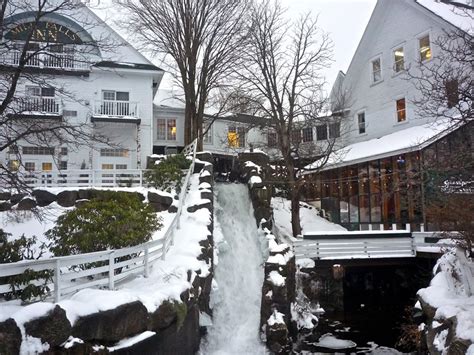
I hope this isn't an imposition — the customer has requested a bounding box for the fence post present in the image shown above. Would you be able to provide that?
[420,223,425,232]
[405,223,411,232]
[161,238,167,261]
[108,251,115,290]
[316,242,320,259]
[144,246,149,278]
[139,170,143,187]
[91,170,95,187]
[392,223,397,231]
[54,259,61,303]
[379,224,383,231]
[368,224,373,231]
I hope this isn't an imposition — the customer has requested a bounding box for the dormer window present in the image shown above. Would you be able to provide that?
[371,57,382,83]
[419,35,431,61]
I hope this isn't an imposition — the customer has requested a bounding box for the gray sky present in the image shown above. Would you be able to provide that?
[280,0,377,90]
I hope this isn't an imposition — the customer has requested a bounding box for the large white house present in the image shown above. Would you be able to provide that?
[1,2,163,173]
[303,0,473,230]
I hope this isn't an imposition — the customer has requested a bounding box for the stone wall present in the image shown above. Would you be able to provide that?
[0,159,215,355]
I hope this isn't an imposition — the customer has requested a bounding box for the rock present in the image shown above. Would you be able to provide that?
[200,191,213,202]
[149,202,170,212]
[195,152,213,164]
[168,205,178,213]
[239,151,269,167]
[266,321,289,355]
[57,190,78,207]
[32,190,57,207]
[148,192,173,206]
[24,305,71,347]
[150,300,178,330]
[0,202,11,212]
[77,189,93,200]
[0,192,11,201]
[187,200,212,213]
[199,174,213,185]
[16,197,37,210]
[71,301,149,342]
[448,337,472,355]
[10,193,26,205]
[0,318,22,355]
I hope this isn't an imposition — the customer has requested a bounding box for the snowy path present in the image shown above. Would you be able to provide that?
[200,184,267,355]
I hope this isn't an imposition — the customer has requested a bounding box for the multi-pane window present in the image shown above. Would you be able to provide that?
[100,148,129,157]
[268,132,277,148]
[396,98,406,122]
[26,86,55,97]
[371,57,382,83]
[227,126,245,148]
[25,162,35,171]
[23,146,55,155]
[102,91,129,101]
[393,47,404,72]
[116,164,127,169]
[60,147,68,156]
[302,127,313,142]
[9,160,20,171]
[102,164,114,170]
[419,35,431,61]
[157,118,177,141]
[203,123,213,144]
[59,161,68,170]
[316,125,328,141]
[42,162,53,171]
[358,112,366,134]
[329,122,341,139]
[292,129,301,144]
[167,119,177,141]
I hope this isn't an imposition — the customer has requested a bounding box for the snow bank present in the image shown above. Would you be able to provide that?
[315,333,356,350]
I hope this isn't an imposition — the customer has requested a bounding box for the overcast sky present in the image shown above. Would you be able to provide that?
[95,0,377,93]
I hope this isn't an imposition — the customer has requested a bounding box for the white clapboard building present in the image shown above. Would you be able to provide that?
[1,2,163,173]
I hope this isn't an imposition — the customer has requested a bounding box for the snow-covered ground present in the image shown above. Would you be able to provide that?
[200,183,267,354]
[0,176,212,353]
[271,197,346,240]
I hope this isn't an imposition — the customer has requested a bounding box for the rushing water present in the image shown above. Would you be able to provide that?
[200,183,267,355]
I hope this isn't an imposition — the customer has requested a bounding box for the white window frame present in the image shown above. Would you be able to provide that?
[156,118,177,141]
[392,44,405,73]
[417,31,432,63]
[356,111,366,135]
[395,96,408,123]
[203,122,213,145]
[370,55,383,84]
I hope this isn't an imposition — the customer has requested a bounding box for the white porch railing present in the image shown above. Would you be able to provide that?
[0,140,198,302]
[94,100,139,117]
[21,169,145,188]
[17,97,60,114]
[2,51,90,71]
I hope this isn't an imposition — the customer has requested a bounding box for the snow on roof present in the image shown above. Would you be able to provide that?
[416,0,474,34]
[304,119,459,173]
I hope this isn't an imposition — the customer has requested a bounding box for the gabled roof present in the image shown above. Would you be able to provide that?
[94,61,163,72]
[415,0,473,34]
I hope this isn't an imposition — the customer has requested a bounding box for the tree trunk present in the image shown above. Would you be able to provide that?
[290,184,302,237]
[184,105,192,146]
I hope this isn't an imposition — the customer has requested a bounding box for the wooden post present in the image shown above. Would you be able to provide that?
[405,223,411,232]
[54,259,61,303]
[392,223,397,231]
[420,223,425,232]
[379,224,383,231]
[144,246,149,278]
[368,224,373,231]
[108,252,115,290]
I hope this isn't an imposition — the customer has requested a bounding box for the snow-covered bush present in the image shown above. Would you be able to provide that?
[145,154,191,193]
[46,192,161,260]
[0,230,51,301]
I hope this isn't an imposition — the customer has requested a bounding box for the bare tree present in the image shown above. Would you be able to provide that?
[118,0,250,150]
[236,0,342,237]
[0,0,117,190]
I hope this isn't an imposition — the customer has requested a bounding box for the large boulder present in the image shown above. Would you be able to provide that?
[10,193,26,205]
[24,305,71,347]
[16,197,37,210]
[71,301,149,342]
[148,192,173,212]
[32,190,57,207]
[150,300,178,331]
[0,318,22,355]
[187,200,212,213]
[57,190,78,207]
[0,202,11,212]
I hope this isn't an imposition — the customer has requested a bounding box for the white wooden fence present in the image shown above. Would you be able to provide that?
[18,169,145,188]
[0,140,198,302]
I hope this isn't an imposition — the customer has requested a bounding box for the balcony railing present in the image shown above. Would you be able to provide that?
[94,100,139,117]
[2,51,90,71]
[17,97,60,115]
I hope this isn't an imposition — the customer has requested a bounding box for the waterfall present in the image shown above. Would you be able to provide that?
[200,183,267,355]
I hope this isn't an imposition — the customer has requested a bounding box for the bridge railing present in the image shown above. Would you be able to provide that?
[0,140,198,302]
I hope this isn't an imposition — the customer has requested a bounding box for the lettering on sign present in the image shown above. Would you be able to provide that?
[6,21,83,44]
